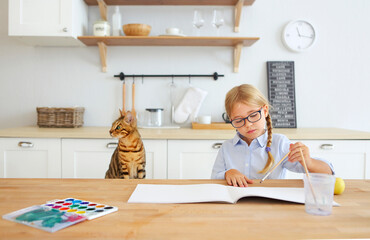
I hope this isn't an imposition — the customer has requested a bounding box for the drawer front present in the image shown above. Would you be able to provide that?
[168,140,226,179]
[0,138,61,178]
[286,140,369,179]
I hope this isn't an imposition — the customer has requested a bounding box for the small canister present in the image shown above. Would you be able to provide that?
[145,108,164,127]
[93,20,111,36]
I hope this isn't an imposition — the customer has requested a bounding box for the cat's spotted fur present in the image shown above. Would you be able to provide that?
[105,110,146,179]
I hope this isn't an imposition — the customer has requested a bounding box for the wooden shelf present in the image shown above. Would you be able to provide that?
[84,0,255,6]
[78,36,258,46]
[78,36,259,72]
[86,0,255,32]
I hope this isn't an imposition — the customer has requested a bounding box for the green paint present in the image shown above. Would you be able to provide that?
[16,208,66,228]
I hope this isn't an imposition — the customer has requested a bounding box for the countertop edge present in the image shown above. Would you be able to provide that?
[0,126,369,140]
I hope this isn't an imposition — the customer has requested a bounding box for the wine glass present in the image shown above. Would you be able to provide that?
[212,9,224,36]
[192,10,204,36]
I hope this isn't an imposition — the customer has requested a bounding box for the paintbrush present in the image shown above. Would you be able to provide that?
[260,151,290,183]
[300,148,321,210]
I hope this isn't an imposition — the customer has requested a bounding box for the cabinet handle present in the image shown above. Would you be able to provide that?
[106,143,118,149]
[320,144,334,150]
[63,27,68,32]
[18,142,34,148]
[212,143,223,149]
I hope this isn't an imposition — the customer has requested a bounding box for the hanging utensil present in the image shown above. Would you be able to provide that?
[132,78,136,118]
[170,76,176,124]
[122,80,126,112]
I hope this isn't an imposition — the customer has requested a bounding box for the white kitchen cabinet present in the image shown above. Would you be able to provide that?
[61,139,167,179]
[8,0,88,46]
[0,138,61,178]
[168,140,225,179]
[168,139,370,180]
[285,140,370,179]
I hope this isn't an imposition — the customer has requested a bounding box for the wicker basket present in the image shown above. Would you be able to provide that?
[37,107,85,128]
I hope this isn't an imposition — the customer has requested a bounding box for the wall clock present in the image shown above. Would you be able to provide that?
[282,20,316,52]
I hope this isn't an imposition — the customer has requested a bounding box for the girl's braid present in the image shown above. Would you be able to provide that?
[258,114,275,174]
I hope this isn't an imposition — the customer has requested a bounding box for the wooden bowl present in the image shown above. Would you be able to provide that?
[123,24,151,36]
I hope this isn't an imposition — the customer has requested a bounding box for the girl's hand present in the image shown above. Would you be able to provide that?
[289,142,333,174]
[288,142,312,168]
[225,169,253,187]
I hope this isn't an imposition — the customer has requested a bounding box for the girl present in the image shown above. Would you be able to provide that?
[211,84,334,187]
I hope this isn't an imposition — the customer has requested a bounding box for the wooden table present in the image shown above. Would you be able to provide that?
[0,179,369,239]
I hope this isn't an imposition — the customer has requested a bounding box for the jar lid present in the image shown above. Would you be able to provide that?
[146,108,164,112]
[94,19,109,25]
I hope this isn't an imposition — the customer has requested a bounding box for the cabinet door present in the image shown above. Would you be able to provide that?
[62,139,116,179]
[143,140,167,179]
[8,0,87,46]
[62,139,167,179]
[285,140,370,179]
[9,0,73,36]
[168,140,225,179]
[0,138,61,178]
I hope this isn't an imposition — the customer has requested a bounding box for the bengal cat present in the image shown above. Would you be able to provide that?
[105,110,146,179]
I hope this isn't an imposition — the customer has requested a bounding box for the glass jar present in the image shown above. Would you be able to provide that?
[145,108,164,127]
[93,20,111,36]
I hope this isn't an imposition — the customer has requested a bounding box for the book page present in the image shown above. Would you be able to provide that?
[227,187,305,204]
[128,184,339,206]
[128,184,233,203]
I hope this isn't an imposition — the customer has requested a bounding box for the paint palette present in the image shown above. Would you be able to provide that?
[2,205,86,233]
[43,198,118,220]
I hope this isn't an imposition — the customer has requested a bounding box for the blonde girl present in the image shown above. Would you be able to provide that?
[211,84,333,187]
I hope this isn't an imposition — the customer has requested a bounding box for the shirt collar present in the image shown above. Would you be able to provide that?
[232,130,268,148]
[255,130,268,148]
[232,132,242,145]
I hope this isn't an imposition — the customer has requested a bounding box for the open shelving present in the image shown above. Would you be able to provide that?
[79,0,259,73]
[84,0,255,32]
[78,36,259,72]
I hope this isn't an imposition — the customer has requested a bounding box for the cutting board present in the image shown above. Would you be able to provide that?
[191,122,234,130]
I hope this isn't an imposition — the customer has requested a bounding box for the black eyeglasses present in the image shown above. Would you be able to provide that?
[230,107,263,128]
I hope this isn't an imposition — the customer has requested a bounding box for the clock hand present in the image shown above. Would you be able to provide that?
[300,34,313,38]
[296,27,301,37]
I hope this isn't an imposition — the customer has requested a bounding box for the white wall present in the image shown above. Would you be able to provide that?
[1,0,369,132]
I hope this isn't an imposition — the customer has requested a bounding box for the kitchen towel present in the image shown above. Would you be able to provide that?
[174,87,208,124]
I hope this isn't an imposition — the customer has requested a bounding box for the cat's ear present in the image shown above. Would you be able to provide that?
[119,109,124,117]
[124,111,137,126]
[124,111,133,123]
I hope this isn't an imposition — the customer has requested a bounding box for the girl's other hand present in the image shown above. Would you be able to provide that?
[225,169,253,187]
[289,142,312,168]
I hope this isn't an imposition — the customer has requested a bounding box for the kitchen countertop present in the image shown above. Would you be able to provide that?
[0,126,369,140]
[0,178,369,240]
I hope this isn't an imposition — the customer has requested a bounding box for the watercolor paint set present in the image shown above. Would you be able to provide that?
[2,205,86,233]
[43,198,118,220]
[2,198,118,232]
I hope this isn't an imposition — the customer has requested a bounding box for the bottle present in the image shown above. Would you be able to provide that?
[112,6,121,36]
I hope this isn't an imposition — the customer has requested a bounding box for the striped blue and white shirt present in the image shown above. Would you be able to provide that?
[211,131,334,180]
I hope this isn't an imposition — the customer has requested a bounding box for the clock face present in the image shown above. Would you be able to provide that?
[282,20,316,52]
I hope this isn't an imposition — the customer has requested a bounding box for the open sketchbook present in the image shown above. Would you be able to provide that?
[128,184,339,206]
